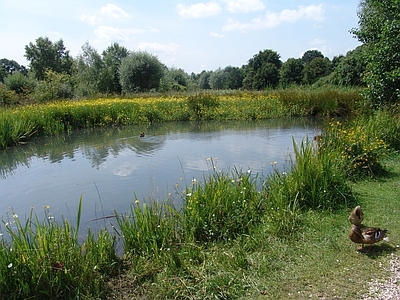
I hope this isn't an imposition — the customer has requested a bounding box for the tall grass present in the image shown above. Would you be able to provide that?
[183,165,266,243]
[0,197,120,299]
[264,137,355,236]
[0,88,361,149]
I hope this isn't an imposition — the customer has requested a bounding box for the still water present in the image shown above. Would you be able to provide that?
[0,118,322,225]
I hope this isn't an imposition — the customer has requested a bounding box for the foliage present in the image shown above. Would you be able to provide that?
[0,58,28,77]
[350,0,400,108]
[0,198,120,299]
[101,43,129,94]
[208,68,227,90]
[33,69,74,102]
[224,65,244,89]
[4,71,35,95]
[197,70,212,89]
[331,46,367,86]
[25,37,73,80]
[160,67,189,92]
[183,164,266,243]
[301,49,324,64]
[0,84,18,107]
[303,57,332,84]
[186,93,220,120]
[325,120,389,178]
[119,51,165,93]
[116,201,180,260]
[243,49,282,89]
[279,58,304,87]
[73,42,107,98]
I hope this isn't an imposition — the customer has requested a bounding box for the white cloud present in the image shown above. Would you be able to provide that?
[81,4,130,26]
[94,25,144,42]
[100,3,131,19]
[222,4,324,31]
[210,32,223,38]
[137,42,180,54]
[177,1,222,18]
[224,0,265,13]
[80,13,102,26]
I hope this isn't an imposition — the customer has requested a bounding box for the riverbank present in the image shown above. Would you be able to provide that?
[0,87,363,148]
[1,91,400,299]
[108,154,400,299]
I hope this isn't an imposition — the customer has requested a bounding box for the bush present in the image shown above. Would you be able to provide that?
[0,84,18,106]
[186,93,220,120]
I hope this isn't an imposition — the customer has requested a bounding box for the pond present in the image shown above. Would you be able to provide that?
[0,118,322,227]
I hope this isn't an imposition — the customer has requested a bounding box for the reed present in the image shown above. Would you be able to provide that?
[0,88,361,149]
[183,163,266,243]
[0,197,120,299]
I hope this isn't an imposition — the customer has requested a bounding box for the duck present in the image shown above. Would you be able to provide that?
[348,205,364,226]
[349,224,388,252]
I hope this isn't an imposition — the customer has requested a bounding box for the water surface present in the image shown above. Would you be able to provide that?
[0,118,322,225]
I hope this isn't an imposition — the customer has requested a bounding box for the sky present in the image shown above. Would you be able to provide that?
[0,0,362,74]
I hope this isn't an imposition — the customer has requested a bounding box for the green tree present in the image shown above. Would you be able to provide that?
[279,58,304,87]
[333,46,366,86]
[224,66,243,89]
[0,59,28,77]
[244,49,281,90]
[303,57,331,84]
[0,65,6,83]
[119,51,164,93]
[25,37,73,80]
[74,42,105,97]
[209,68,227,90]
[198,71,212,89]
[301,50,324,65]
[160,67,189,91]
[102,43,129,94]
[350,0,400,107]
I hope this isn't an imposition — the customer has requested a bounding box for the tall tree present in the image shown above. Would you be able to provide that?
[350,0,400,107]
[102,43,129,94]
[279,58,304,87]
[224,66,243,89]
[244,49,281,90]
[0,59,28,76]
[301,50,324,65]
[209,68,227,90]
[119,51,164,93]
[74,42,105,96]
[303,57,331,84]
[25,37,73,80]
[333,46,366,86]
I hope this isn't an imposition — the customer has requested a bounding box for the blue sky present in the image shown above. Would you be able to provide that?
[0,0,361,74]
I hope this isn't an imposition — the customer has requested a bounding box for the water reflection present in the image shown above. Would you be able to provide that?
[0,118,322,223]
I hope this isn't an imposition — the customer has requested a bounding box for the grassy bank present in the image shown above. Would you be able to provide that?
[0,87,363,148]
[1,106,400,299]
[0,90,400,299]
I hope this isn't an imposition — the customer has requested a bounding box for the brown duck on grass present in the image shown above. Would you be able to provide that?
[349,224,388,252]
[348,205,388,252]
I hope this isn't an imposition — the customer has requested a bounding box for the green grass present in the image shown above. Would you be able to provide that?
[0,197,121,299]
[1,94,400,299]
[0,87,363,149]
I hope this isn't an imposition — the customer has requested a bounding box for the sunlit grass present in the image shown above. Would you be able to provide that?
[0,197,120,299]
[0,88,362,149]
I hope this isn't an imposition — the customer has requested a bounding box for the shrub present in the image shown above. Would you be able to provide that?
[0,84,18,106]
[186,93,220,120]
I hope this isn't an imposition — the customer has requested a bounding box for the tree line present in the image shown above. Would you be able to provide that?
[0,39,365,102]
[0,0,399,108]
